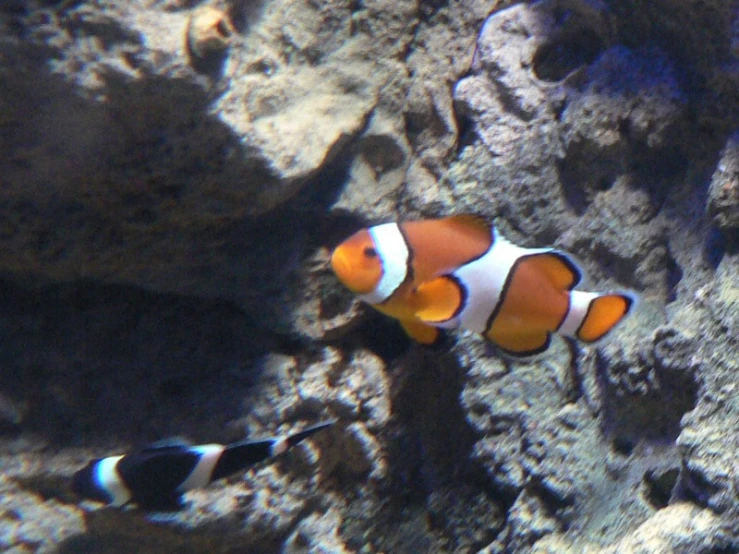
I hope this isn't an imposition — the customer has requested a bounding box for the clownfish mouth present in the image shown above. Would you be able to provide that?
[330,247,356,290]
[330,247,375,294]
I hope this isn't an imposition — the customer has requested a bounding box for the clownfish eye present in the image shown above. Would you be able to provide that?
[363,246,378,258]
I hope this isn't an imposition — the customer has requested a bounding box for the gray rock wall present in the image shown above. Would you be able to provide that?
[0,0,737,552]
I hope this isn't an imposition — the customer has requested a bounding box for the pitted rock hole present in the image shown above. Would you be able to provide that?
[643,467,679,509]
[597,330,699,452]
[360,134,405,175]
[533,31,605,82]
[612,436,635,457]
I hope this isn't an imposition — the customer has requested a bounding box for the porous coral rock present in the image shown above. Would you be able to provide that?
[708,133,739,235]
[1,0,739,552]
[0,474,84,554]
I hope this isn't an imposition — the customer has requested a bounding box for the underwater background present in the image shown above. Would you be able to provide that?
[0,0,738,552]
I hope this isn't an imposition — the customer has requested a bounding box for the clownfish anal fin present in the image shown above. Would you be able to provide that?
[487,330,552,357]
[413,275,464,324]
[576,293,634,342]
[399,319,440,345]
[526,251,582,291]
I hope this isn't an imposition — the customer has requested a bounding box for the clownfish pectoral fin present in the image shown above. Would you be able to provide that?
[486,329,552,357]
[573,291,635,343]
[524,251,582,291]
[413,275,464,324]
[399,319,441,345]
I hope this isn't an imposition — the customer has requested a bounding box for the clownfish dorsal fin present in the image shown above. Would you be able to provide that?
[413,275,464,324]
[445,213,493,236]
[140,436,193,453]
[523,251,582,291]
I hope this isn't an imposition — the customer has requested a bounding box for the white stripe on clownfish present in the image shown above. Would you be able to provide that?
[357,223,411,305]
[432,230,553,332]
[558,290,599,337]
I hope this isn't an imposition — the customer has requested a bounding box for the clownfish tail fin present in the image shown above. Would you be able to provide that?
[566,291,637,343]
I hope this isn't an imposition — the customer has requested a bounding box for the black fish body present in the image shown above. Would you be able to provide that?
[72,420,335,509]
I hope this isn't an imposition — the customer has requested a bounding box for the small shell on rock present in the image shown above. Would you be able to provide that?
[186,6,235,62]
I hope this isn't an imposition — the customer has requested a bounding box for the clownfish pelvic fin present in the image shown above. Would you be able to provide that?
[413,275,464,324]
[399,318,441,345]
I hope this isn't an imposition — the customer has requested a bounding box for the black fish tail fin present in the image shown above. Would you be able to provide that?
[210,420,336,481]
[284,419,336,449]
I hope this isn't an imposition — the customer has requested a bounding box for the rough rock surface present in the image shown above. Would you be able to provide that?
[1,0,738,552]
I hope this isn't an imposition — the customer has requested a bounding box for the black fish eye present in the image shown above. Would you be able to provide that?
[363,246,378,258]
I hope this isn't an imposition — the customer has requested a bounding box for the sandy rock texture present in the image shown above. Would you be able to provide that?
[1,0,738,552]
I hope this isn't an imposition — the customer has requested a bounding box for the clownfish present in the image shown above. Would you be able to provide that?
[330,215,636,356]
[72,420,335,509]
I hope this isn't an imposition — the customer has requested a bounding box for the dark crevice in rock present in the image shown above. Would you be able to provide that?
[564,338,585,405]
[344,314,413,366]
[366,350,506,551]
[0,279,276,446]
[557,159,591,215]
[604,0,734,84]
[534,30,606,82]
[289,129,368,214]
[453,109,478,155]
[643,467,679,509]
[390,351,480,492]
[557,150,624,215]
[595,339,699,449]
[665,248,683,304]
[704,227,727,268]
[228,0,268,35]
[529,479,576,533]
[631,143,690,184]
[490,78,535,122]
[612,436,635,457]
[674,466,722,509]
[417,0,449,20]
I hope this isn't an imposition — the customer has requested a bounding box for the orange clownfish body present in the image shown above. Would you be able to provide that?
[330,215,636,356]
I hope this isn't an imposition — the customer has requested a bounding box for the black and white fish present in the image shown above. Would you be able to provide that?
[72,420,335,509]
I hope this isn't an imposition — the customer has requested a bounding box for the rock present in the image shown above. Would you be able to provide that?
[426,484,504,552]
[1,0,739,552]
[0,474,84,554]
[674,253,739,514]
[330,112,412,222]
[594,503,734,554]
[283,507,352,554]
[559,47,687,206]
[242,347,391,480]
[707,133,739,236]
